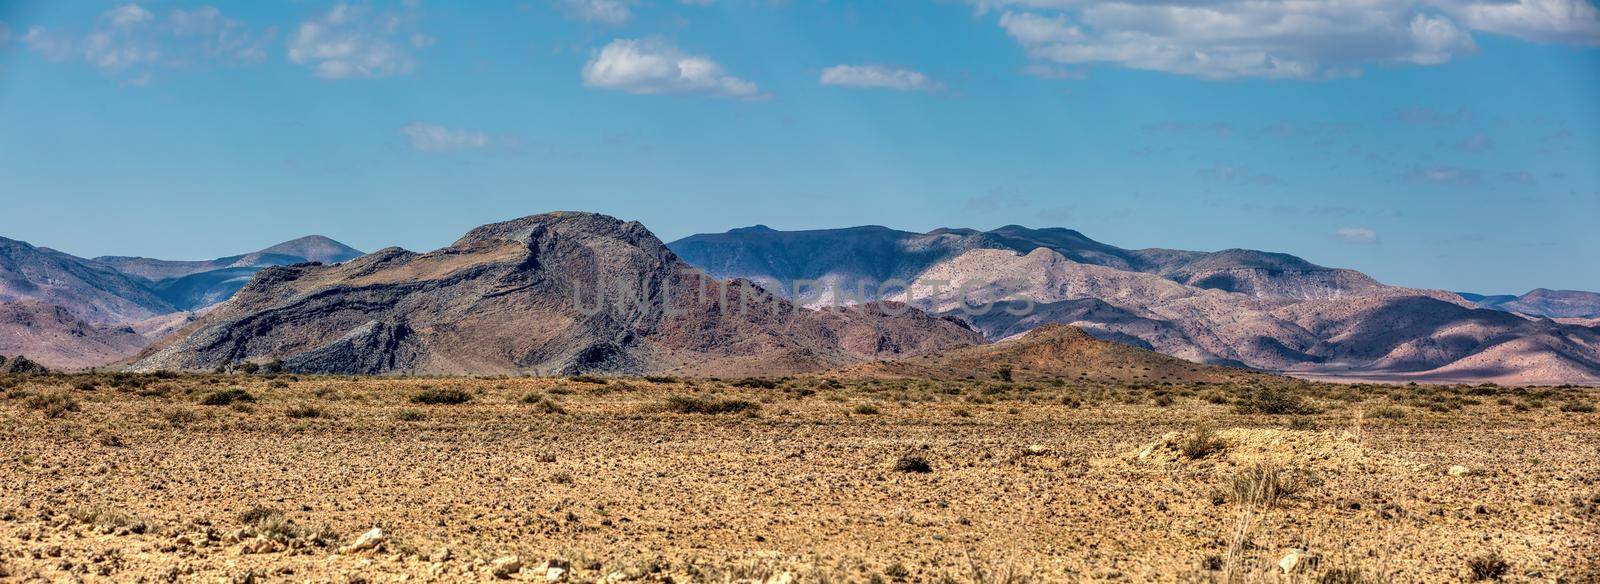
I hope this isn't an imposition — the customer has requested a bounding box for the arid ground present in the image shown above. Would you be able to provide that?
[2,372,1596,582]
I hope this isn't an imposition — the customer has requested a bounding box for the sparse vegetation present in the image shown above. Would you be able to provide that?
[286,403,326,418]
[1467,553,1509,581]
[410,387,471,405]
[1179,425,1226,459]
[1234,387,1317,415]
[642,395,759,415]
[1225,463,1310,507]
[892,453,932,473]
[199,388,255,406]
[25,392,79,418]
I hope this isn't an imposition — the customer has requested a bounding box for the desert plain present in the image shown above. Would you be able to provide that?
[1,371,1596,583]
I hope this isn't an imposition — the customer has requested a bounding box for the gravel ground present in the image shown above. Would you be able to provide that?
[1,373,1596,582]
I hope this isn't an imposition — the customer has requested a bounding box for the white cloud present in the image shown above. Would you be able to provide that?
[400,123,492,152]
[1404,165,1484,186]
[107,5,155,28]
[557,0,633,26]
[1450,0,1600,45]
[20,4,270,78]
[979,0,1600,80]
[288,3,426,80]
[819,64,940,91]
[1334,227,1379,244]
[582,38,763,99]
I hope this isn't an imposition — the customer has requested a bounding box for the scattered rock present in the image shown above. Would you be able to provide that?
[239,538,280,555]
[490,555,522,579]
[1021,444,1049,456]
[1278,549,1304,573]
[339,528,384,554]
[1448,465,1472,477]
[428,547,452,563]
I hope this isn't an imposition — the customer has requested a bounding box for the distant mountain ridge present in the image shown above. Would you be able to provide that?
[95,235,364,310]
[1460,289,1600,319]
[670,224,1392,306]
[0,234,362,369]
[670,224,1600,385]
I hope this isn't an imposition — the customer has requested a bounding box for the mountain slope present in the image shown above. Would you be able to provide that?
[130,212,981,375]
[0,300,148,370]
[0,236,177,324]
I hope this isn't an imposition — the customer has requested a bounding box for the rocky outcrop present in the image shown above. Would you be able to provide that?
[130,212,982,375]
[0,300,149,370]
[0,354,50,374]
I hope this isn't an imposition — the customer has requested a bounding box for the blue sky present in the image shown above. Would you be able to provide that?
[0,1,1597,294]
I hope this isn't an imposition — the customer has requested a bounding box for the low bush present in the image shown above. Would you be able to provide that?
[651,395,759,414]
[410,387,471,405]
[199,388,255,406]
[893,453,932,473]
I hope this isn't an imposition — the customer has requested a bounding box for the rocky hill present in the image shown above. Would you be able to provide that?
[842,323,1260,383]
[130,213,982,375]
[0,300,147,370]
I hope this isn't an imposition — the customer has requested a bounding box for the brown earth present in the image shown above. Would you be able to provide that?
[1,372,1596,582]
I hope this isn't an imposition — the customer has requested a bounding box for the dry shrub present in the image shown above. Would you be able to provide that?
[1180,425,1227,459]
[1225,463,1310,507]
[25,393,79,418]
[285,404,325,419]
[410,387,471,405]
[651,395,759,415]
[200,388,255,406]
[893,453,932,473]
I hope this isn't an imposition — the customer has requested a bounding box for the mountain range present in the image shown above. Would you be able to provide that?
[129,212,979,375]
[668,224,1600,385]
[2,213,1598,384]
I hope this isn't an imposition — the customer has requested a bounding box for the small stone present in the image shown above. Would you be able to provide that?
[428,547,452,562]
[339,528,385,554]
[1022,444,1049,456]
[1279,550,1304,573]
[239,538,280,555]
[545,566,568,582]
[490,555,522,579]
[764,572,797,584]
[1448,465,1472,477]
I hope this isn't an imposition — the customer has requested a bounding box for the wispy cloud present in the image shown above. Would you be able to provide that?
[820,64,941,91]
[1404,165,1484,186]
[555,0,633,26]
[288,3,428,80]
[1456,132,1494,152]
[1146,122,1234,137]
[980,0,1598,80]
[1395,106,1473,126]
[1333,227,1379,245]
[1197,163,1281,186]
[582,38,764,99]
[400,123,495,153]
[18,4,272,81]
